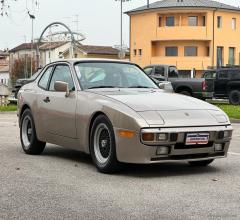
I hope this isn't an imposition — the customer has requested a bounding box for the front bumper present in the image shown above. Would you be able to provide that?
[114,125,232,164]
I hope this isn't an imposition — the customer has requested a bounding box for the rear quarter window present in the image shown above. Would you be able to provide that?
[218,71,229,79]
[231,70,240,79]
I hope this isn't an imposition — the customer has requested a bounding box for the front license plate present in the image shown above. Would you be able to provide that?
[185,133,209,145]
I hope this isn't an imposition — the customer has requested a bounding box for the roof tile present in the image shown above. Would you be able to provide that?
[126,0,240,14]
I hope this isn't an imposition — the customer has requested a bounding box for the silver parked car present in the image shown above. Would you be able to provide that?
[18,59,233,173]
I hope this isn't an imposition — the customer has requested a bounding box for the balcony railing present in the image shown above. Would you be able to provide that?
[150,56,212,70]
[156,26,210,41]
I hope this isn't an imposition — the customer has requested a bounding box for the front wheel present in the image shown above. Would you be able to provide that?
[20,109,46,155]
[90,115,120,173]
[188,159,214,167]
[229,90,240,105]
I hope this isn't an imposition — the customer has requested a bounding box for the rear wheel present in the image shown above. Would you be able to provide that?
[229,90,240,105]
[90,115,120,173]
[188,159,214,167]
[20,109,46,155]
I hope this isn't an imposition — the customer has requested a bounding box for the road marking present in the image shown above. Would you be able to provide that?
[228,152,240,156]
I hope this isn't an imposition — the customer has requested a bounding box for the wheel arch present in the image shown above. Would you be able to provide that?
[227,84,240,94]
[88,111,108,152]
[176,86,193,95]
[20,104,31,119]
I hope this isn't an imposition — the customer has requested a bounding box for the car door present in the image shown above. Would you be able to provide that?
[153,66,166,81]
[38,63,77,139]
[215,70,230,97]
[203,71,216,94]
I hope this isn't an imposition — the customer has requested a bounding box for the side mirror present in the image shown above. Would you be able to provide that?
[158,81,174,93]
[54,81,70,97]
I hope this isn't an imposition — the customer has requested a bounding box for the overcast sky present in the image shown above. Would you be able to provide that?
[0,0,239,50]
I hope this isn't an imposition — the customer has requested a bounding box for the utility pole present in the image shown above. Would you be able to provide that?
[28,11,35,77]
[22,35,27,78]
[115,0,131,59]
[73,14,79,32]
[147,0,150,8]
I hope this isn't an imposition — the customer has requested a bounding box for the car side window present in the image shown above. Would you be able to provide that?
[218,71,229,79]
[204,72,216,79]
[144,67,153,75]
[155,66,165,76]
[168,67,178,78]
[231,70,240,79]
[49,65,75,91]
[38,66,53,90]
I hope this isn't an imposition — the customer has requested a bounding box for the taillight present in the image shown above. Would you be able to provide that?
[202,80,206,91]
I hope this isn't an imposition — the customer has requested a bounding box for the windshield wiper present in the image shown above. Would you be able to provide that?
[87,86,121,89]
[128,86,155,89]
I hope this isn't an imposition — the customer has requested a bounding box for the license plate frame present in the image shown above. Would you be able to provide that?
[185,133,210,145]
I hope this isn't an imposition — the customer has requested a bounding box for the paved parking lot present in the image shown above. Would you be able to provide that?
[0,113,240,220]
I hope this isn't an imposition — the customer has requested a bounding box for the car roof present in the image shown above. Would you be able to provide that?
[205,68,240,72]
[144,64,177,68]
[50,58,132,65]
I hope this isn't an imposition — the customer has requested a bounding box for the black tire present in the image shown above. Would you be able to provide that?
[188,159,214,167]
[229,90,240,105]
[179,90,192,96]
[20,109,46,155]
[90,114,120,173]
[14,88,19,99]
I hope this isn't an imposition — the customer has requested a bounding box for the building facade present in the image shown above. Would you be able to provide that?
[62,45,129,60]
[0,50,10,86]
[127,0,240,77]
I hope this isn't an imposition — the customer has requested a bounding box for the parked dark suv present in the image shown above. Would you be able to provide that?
[203,68,240,105]
[144,65,213,100]
[12,69,42,98]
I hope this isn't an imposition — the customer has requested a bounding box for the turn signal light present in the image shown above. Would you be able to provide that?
[118,130,135,138]
[142,133,155,141]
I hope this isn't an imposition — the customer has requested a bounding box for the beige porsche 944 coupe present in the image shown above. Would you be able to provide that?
[18,59,233,173]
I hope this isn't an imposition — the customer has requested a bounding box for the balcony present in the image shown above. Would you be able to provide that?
[156,26,211,41]
[0,60,9,66]
[150,56,212,70]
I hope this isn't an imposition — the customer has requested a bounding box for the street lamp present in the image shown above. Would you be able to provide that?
[115,0,131,59]
[28,11,35,77]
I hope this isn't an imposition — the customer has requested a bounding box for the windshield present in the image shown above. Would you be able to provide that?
[74,62,158,90]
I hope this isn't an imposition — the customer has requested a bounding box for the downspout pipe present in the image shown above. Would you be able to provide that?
[212,8,217,68]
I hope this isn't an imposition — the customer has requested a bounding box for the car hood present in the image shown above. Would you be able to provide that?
[89,89,229,126]
[91,89,214,111]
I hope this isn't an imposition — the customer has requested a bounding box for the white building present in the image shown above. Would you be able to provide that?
[39,42,71,67]
[0,66,10,86]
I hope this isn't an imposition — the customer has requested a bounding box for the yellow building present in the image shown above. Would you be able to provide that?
[127,0,240,77]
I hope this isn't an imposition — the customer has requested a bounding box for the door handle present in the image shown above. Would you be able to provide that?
[43,97,50,103]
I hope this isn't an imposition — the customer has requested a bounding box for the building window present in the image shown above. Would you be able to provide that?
[139,49,142,56]
[166,16,174,26]
[133,49,137,56]
[165,47,178,56]
[232,18,236,30]
[217,16,222,28]
[188,16,198,26]
[229,47,235,65]
[202,16,206,26]
[184,46,198,56]
[206,47,210,57]
[159,17,162,27]
[217,47,224,67]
